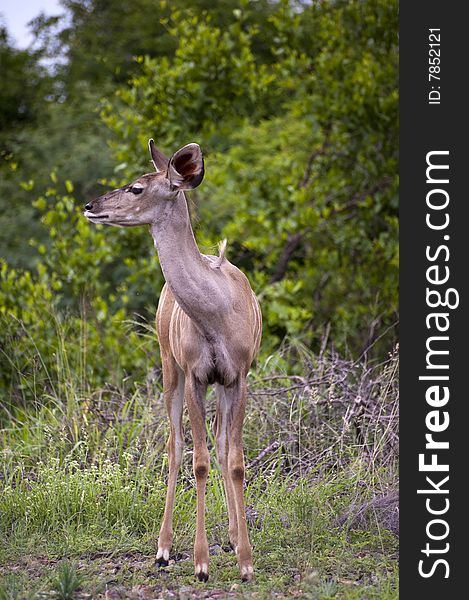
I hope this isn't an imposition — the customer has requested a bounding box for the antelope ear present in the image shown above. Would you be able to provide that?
[148,139,169,172]
[167,143,204,190]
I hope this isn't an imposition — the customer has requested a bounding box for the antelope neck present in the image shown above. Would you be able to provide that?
[149,191,227,336]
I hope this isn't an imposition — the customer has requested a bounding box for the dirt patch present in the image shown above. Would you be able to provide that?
[93,585,239,599]
[0,554,60,580]
[0,551,244,599]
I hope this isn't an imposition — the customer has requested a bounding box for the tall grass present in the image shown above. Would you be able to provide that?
[0,312,398,598]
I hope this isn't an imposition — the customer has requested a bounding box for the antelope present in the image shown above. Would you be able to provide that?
[84,140,262,582]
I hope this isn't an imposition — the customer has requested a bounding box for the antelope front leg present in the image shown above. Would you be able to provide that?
[186,376,210,582]
[156,363,184,567]
[214,385,239,550]
[227,378,254,582]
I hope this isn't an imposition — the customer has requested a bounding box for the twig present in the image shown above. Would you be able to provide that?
[269,232,304,284]
[246,440,280,470]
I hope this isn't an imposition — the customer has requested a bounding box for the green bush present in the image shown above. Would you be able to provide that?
[102,0,398,353]
[0,188,155,405]
[0,0,398,403]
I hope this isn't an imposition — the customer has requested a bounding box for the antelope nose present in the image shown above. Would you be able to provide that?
[85,202,93,211]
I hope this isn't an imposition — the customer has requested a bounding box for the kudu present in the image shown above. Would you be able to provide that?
[84,140,262,582]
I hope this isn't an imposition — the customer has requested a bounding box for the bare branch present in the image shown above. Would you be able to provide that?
[299,128,332,189]
[269,231,304,284]
[328,176,393,217]
[246,440,280,470]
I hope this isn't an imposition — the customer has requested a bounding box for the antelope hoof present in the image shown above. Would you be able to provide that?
[155,547,170,568]
[240,563,254,582]
[236,547,254,582]
[195,562,209,582]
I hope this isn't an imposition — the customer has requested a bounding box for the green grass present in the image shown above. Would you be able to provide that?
[0,342,398,599]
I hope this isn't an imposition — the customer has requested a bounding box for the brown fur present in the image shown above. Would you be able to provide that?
[85,141,262,582]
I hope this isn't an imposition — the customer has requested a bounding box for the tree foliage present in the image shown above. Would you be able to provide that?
[30,0,278,94]
[102,0,399,352]
[0,26,47,140]
[0,0,398,402]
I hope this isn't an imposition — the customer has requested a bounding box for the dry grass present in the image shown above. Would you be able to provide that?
[0,341,399,598]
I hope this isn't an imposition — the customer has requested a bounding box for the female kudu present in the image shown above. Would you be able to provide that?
[84,140,262,582]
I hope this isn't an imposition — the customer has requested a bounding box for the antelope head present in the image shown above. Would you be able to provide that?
[84,140,204,227]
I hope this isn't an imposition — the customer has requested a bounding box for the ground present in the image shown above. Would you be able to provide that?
[0,350,399,599]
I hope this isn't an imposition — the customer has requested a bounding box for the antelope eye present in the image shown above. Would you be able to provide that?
[129,185,144,195]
